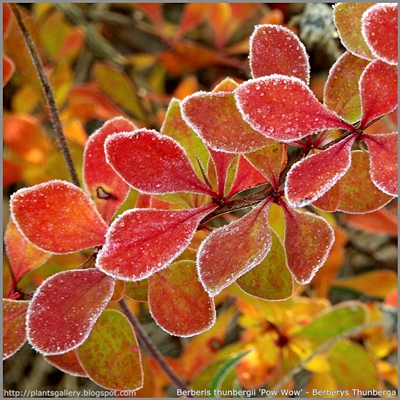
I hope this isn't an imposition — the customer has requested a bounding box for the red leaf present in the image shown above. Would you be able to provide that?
[105,129,217,197]
[236,230,293,300]
[280,200,335,285]
[26,269,115,355]
[359,60,398,128]
[76,309,143,390]
[311,183,340,213]
[363,132,398,196]
[83,117,135,224]
[250,24,310,83]
[208,148,235,197]
[149,261,216,337]
[226,155,267,200]
[4,219,51,284]
[245,143,287,190]
[198,199,272,296]
[324,51,370,123]
[45,351,87,377]
[362,3,398,65]
[181,91,273,153]
[235,76,353,142]
[97,204,217,281]
[3,299,29,359]
[10,180,108,253]
[337,151,394,213]
[285,135,356,208]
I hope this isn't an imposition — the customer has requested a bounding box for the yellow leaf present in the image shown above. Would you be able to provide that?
[334,270,398,299]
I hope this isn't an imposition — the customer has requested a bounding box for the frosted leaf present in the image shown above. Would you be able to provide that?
[181,91,273,153]
[83,117,134,224]
[148,261,216,337]
[333,3,375,61]
[361,3,398,65]
[3,299,29,359]
[337,151,393,213]
[26,269,115,356]
[285,135,356,208]
[197,199,273,296]
[363,132,398,196]
[97,204,217,281]
[10,180,108,254]
[250,24,310,84]
[359,60,398,128]
[324,51,370,124]
[280,200,335,285]
[105,129,217,197]
[235,75,353,142]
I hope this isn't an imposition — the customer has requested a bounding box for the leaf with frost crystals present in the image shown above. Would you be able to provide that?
[333,3,375,60]
[97,204,217,281]
[363,133,398,196]
[76,309,143,390]
[105,129,217,197]
[83,117,135,224]
[3,299,29,359]
[280,200,335,285]
[250,24,310,83]
[285,135,355,208]
[337,151,394,213]
[324,51,370,124]
[197,199,272,297]
[4,219,51,285]
[10,180,108,254]
[226,155,267,200]
[236,230,293,301]
[45,351,87,377]
[208,148,235,197]
[359,60,398,128]
[235,75,353,142]
[160,98,210,178]
[362,3,398,66]
[148,261,216,337]
[245,143,287,190]
[311,183,340,213]
[181,91,273,153]
[26,269,115,356]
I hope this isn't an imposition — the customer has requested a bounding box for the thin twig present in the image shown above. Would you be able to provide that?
[118,297,193,397]
[10,4,80,187]
[269,320,383,396]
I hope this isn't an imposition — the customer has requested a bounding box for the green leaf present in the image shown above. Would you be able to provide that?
[161,98,210,178]
[93,61,147,121]
[236,230,293,300]
[209,349,253,397]
[324,51,370,123]
[328,340,379,390]
[3,299,29,359]
[294,301,367,345]
[76,309,143,390]
[337,151,393,213]
[148,260,216,337]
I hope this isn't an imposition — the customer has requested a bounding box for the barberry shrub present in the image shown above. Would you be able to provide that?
[4,3,398,394]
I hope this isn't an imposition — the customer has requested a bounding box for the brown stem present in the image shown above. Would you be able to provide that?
[10,4,80,187]
[118,298,193,397]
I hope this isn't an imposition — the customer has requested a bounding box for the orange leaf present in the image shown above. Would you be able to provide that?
[10,180,108,253]
[4,114,51,164]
